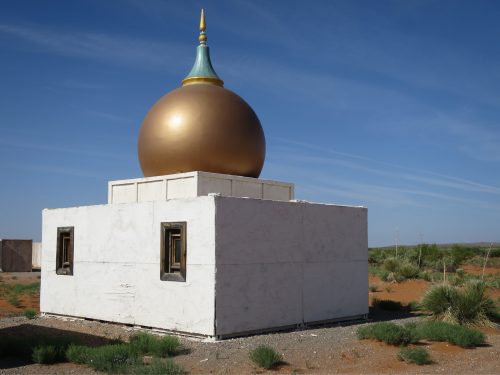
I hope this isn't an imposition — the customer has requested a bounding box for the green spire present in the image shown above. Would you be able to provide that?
[182,9,224,87]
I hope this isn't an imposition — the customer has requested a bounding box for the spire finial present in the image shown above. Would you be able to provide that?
[199,9,207,44]
[182,8,223,87]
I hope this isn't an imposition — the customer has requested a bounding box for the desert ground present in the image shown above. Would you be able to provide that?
[1,246,499,374]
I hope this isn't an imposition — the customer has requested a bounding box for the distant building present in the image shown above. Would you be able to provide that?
[0,239,33,272]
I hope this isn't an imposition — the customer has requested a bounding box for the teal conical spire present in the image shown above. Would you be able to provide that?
[182,9,224,87]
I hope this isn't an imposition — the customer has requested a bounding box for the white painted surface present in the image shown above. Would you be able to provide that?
[108,172,294,203]
[111,183,136,204]
[41,197,216,336]
[41,193,367,338]
[138,180,164,202]
[214,197,368,336]
[32,242,42,269]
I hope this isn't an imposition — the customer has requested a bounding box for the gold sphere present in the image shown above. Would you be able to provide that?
[137,83,266,178]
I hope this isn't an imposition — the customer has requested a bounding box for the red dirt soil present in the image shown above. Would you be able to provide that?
[0,272,40,317]
[369,275,429,305]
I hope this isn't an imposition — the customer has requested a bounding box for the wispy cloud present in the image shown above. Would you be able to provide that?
[1,161,103,179]
[0,23,188,70]
[0,136,135,161]
[266,137,500,211]
[50,80,109,90]
[273,137,500,195]
[442,117,500,163]
[86,110,134,124]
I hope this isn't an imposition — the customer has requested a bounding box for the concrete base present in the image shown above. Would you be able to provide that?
[108,171,294,204]
[41,174,368,339]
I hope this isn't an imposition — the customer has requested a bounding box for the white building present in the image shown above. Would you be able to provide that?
[40,172,368,339]
[40,11,368,339]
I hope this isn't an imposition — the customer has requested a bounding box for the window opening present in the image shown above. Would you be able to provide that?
[56,227,74,275]
[161,222,186,281]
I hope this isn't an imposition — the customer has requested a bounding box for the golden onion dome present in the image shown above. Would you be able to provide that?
[138,9,266,178]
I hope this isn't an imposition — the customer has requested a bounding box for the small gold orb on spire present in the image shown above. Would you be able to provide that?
[198,8,207,43]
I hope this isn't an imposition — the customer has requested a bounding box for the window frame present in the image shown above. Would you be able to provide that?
[160,222,187,282]
[56,227,74,275]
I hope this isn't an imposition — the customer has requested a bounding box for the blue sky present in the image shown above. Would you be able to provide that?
[1,0,499,246]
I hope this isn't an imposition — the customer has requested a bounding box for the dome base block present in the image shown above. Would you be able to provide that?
[108,171,294,204]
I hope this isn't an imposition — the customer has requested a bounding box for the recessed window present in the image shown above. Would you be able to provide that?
[160,222,186,282]
[56,227,74,275]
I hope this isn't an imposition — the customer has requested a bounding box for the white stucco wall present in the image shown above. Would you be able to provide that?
[32,242,42,269]
[41,190,367,338]
[41,197,216,336]
[214,197,368,337]
[108,171,294,204]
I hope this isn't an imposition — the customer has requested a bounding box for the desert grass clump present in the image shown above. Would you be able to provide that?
[65,344,89,364]
[250,345,282,369]
[7,294,22,307]
[421,281,496,325]
[24,308,37,319]
[398,347,431,365]
[0,335,71,362]
[155,336,181,357]
[83,344,137,373]
[129,332,181,357]
[417,321,485,348]
[133,358,185,375]
[357,322,419,346]
[384,257,399,272]
[129,332,157,355]
[398,263,420,279]
[32,345,60,364]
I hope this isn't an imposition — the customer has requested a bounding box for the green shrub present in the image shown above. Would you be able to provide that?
[384,258,399,272]
[133,359,185,375]
[7,282,40,296]
[357,322,419,346]
[372,299,403,311]
[129,333,180,357]
[0,335,71,361]
[24,308,37,319]
[421,281,496,325]
[402,248,420,264]
[420,272,432,282]
[32,345,61,364]
[456,281,497,325]
[398,347,431,365]
[398,263,420,279]
[451,245,477,266]
[65,344,92,364]
[129,332,158,355]
[379,270,390,281]
[86,344,137,373]
[7,294,21,307]
[155,336,180,357]
[250,345,282,369]
[420,244,440,266]
[417,321,485,348]
[369,284,378,292]
[451,269,467,286]
[421,284,458,318]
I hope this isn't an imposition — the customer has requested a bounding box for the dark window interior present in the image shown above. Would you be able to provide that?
[161,222,186,282]
[56,227,74,275]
